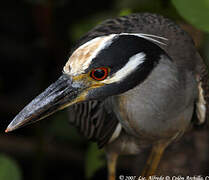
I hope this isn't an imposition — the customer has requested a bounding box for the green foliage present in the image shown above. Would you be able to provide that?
[172,0,209,33]
[70,20,95,43]
[47,111,84,144]
[70,13,114,43]
[203,34,209,68]
[85,143,105,179]
[115,0,178,17]
[0,154,22,180]
[119,8,132,16]
[116,0,162,11]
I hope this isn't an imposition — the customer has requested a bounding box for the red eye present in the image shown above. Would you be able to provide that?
[90,67,109,81]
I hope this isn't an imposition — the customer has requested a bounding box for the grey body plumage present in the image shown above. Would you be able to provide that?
[6,13,208,179]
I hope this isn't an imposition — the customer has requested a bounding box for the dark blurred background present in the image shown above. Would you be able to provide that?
[0,0,209,180]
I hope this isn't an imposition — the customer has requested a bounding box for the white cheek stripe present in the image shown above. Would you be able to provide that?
[103,52,146,84]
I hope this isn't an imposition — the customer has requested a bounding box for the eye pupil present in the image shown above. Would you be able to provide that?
[94,69,105,78]
[90,67,108,81]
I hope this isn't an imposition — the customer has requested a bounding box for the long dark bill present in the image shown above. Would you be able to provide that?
[6,74,85,132]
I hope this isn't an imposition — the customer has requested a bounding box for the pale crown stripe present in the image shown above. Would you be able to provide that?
[63,34,115,76]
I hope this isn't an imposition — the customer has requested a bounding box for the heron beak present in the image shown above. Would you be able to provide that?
[5,74,87,132]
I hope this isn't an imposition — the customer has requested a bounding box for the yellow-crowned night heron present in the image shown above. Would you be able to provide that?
[6,13,208,179]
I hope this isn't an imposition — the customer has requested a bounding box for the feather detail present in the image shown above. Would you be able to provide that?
[68,100,118,148]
